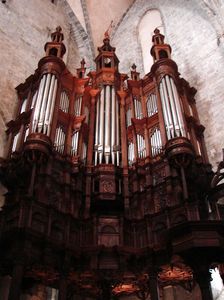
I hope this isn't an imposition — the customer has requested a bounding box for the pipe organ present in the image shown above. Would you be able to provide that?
[1,27,220,300]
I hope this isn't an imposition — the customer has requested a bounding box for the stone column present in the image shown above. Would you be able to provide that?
[8,262,24,300]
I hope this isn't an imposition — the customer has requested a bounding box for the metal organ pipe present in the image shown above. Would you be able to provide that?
[60,91,69,113]
[43,75,55,134]
[159,75,186,140]
[95,97,100,165]
[170,77,186,137]
[111,87,116,164]
[159,84,171,140]
[32,73,58,136]
[99,87,105,164]
[47,78,58,136]
[161,77,174,137]
[104,85,111,163]
[20,98,27,114]
[115,93,120,166]
[12,132,20,153]
[150,128,162,157]
[32,75,46,132]
[93,85,120,166]
[38,73,51,133]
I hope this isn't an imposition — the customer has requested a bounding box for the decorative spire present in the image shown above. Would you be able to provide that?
[51,26,64,43]
[44,26,66,59]
[152,28,165,45]
[131,63,139,80]
[80,58,86,69]
[77,58,86,78]
[104,20,114,40]
[150,28,171,62]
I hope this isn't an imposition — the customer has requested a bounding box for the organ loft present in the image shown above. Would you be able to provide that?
[0,25,224,300]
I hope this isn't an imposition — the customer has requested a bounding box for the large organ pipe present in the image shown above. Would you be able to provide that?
[165,76,179,136]
[161,78,174,137]
[95,97,100,165]
[12,132,20,153]
[104,85,111,163]
[111,87,116,164]
[47,79,58,136]
[32,75,46,132]
[99,88,105,164]
[38,73,51,133]
[160,81,171,139]
[20,98,27,114]
[116,95,120,166]
[43,75,55,134]
[170,77,186,137]
[31,91,38,109]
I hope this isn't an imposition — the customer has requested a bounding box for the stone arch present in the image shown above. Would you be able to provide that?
[138,9,164,74]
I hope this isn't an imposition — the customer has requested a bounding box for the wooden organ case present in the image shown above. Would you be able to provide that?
[0,27,224,300]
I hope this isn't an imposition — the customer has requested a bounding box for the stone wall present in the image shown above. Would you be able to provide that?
[112,0,224,168]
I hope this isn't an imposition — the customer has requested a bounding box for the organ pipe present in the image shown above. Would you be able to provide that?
[170,77,186,137]
[147,94,158,117]
[111,87,116,164]
[38,73,51,132]
[94,96,100,165]
[116,94,120,166]
[32,75,46,132]
[104,85,111,163]
[46,78,58,136]
[150,128,162,157]
[20,98,27,114]
[159,75,186,140]
[43,75,55,134]
[32,73,58,136]
[99,87,105,164]
[60,91,69,113]
[12,132,20,153]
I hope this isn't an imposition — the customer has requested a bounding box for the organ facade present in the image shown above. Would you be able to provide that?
[0,27,224,300]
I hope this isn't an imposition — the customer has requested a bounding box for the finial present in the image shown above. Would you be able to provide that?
[154,28,160,34]
[51,26,64,43]
[80,58,86,68]
[131,63,137,71]
[104,20,113,39]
